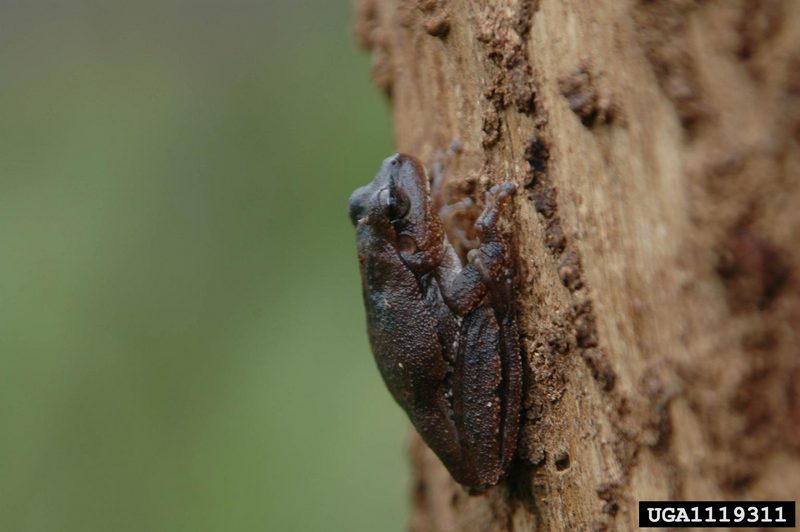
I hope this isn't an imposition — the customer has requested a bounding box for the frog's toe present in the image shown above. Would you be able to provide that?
[486,182,516,207]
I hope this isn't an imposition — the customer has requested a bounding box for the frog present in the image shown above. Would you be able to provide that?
[348,153,522,490]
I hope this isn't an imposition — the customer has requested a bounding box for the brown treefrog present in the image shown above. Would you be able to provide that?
[348,154,522,490]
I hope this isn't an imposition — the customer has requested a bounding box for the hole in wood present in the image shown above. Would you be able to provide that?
[554,450,571,471]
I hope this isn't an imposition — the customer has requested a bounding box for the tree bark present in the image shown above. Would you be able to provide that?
[355,1,800,530]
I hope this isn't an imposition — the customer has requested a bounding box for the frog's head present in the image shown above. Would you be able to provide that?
[349,153,444,272]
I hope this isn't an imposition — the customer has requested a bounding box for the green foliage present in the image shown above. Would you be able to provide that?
[0,1,405,530]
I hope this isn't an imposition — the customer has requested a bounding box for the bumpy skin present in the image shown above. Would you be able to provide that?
[348,154,522,489]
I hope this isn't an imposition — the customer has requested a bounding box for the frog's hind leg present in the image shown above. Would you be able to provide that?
[451,306,520,487]
[474,182,522,472]
[497,314,522,474]
[452,306,503,486]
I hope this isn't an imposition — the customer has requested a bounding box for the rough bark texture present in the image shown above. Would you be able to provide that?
[355,1,800,530]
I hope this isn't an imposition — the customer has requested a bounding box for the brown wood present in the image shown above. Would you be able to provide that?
[355,0,800,529]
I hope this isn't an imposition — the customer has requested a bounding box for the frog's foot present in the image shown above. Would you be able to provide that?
[476,182,517,237]
[440,197,481,255]
[486,182,516,210]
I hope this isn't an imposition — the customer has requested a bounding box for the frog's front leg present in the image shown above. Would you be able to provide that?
[437,183,522,489]
[437,183,516,315]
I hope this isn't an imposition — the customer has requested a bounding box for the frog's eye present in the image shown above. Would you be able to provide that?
[378,187,410,221]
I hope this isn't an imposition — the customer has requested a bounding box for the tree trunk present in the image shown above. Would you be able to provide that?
[354,0,800,530]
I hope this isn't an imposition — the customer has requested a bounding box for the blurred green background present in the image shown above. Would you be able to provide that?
[0,1,409,530]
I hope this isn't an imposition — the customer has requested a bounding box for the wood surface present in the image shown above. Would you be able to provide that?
[355,1,800,529]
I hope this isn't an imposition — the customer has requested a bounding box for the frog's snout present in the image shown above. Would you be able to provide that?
[348,185,371,226]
